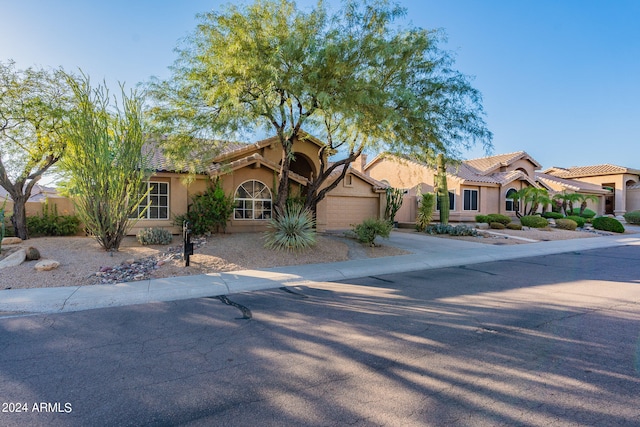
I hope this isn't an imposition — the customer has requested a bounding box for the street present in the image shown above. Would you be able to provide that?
[1,245,639,426]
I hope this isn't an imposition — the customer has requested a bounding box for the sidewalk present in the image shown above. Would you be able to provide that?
[2,229,640,317]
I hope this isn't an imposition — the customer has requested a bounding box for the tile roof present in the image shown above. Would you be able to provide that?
[464,151,541,174]
[545,164,640,178]
[143,138,246,174]
[0,185,61,202]
[535,173,610,194]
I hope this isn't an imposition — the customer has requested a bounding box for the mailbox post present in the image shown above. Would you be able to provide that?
[183,220,194,267]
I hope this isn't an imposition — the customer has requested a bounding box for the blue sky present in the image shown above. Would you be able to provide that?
[2,0,639,170]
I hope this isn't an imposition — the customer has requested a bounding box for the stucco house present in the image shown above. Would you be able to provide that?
[364,151,544,222]
[130,132,387,235]
[541,165,640,217]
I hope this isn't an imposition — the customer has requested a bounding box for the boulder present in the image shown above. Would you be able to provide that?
[25,246,41,261]
[35,259,60,271]
[1,237,22,245]
[0,249,27,269]
[476,222,489,230]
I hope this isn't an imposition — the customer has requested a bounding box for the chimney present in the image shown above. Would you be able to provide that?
[359,154,368,175]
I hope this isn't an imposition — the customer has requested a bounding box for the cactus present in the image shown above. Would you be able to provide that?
[435,153,449,225]
[384,187,404,224]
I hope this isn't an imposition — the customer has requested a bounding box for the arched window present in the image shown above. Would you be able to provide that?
[505,188,518,211]
[234,180,272,220]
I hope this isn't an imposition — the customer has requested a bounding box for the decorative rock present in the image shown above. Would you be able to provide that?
[476,222,489,230]
[35,259,60,271]
[0,249,27,269]
[25,246,41,261]
[1,237,22,245]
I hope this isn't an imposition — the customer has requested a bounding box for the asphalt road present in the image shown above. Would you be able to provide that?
[1,245,639,426]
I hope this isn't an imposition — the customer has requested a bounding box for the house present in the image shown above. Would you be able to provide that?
[131,133,387,235]
[541,165,640,217]
[364,151,544,222]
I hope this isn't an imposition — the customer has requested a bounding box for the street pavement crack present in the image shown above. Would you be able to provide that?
[59,286,81,312]
[210,295,252,319]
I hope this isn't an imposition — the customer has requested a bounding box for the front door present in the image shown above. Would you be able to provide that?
[603,183,615,215]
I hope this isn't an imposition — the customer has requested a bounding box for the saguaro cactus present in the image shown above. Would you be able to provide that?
[436,153,449,225]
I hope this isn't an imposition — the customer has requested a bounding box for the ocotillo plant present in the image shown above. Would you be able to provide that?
[436,153,449,225]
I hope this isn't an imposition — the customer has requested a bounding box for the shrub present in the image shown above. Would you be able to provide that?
[592,216,625,233]
[351,218,392,245]
[520,215,549,228]
[490,222,505,229]
[416,193,436,232]
[475,215,489,223]
[506,223,522,230]
[26,203,81,237]
[174,179,234,235]
[425,224,477,236]
[264,205,316,251]
[623,210,640,224]
[542,212,563,219]
[565,215,586,228]
[486,213,511,225]
[555,218,577,231]
[136,227,173,245]
[569,208,596,218]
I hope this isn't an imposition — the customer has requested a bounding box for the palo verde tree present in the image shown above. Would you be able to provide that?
[59,74,150,251]
[146,0,491,217]
[0,61,74,239]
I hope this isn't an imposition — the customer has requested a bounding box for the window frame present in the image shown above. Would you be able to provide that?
[505,188,517,212]
[134,181,170,220]
[436,191,456,212]
[463,189,479,211]
[234,180,273,220]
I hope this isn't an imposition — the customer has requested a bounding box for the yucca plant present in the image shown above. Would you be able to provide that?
[263,205,316,251]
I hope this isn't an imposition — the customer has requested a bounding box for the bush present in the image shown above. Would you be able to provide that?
[555,218,577,231]
[264,205,316,251]
[592,216,625,233]
[351,218,392,245]
[137,227,173,245]
[174,179,234,235]
[623,210,640,224]
[486,214,511,225]
[26,203,81,237]
[506,223,522,230]
[520,215,549,228]
[542,212,563,219]
[416,193,436,232]
[489,222,505,229]
[569,208,596,218]
[475,215,489,223]
[425,224,478,236]
[564,215,586,228]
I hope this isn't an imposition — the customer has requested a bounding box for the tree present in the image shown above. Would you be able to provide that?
[0,61,73,239]
[553,192,582,216]
[145,0,492,217]
[577,194,598,216]
[59,74,150,251]
[508,187,550,217]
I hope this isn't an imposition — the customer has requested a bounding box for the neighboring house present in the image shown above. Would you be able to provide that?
[541,165,640,217]
[132,132,387,235]
[0,184,75,218]
[364,151,543,222]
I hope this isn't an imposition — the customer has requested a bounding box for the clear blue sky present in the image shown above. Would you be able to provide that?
[2,0,639,170]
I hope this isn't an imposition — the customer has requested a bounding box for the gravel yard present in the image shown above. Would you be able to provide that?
[0,225,633,290]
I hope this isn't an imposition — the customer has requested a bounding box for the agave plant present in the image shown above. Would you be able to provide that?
[263,205,316,251]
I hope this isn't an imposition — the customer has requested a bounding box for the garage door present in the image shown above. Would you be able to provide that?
[324,195,380,229]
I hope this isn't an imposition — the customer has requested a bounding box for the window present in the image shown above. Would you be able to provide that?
[436,191,455,211]
[463,189,478,211]
[505,188,518,211]
[234,180,272,220]
[134,182,169,220]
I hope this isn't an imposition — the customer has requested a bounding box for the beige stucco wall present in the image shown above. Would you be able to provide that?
[626,189,640,212]
[570,174,639,216]
[129,172,210,236]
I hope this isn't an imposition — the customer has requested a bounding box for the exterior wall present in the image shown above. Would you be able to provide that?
[317,172,384,231]
[627,189,640,212]
[571,173,640,216]
[508,159,537,178]
[129,172,210,235]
